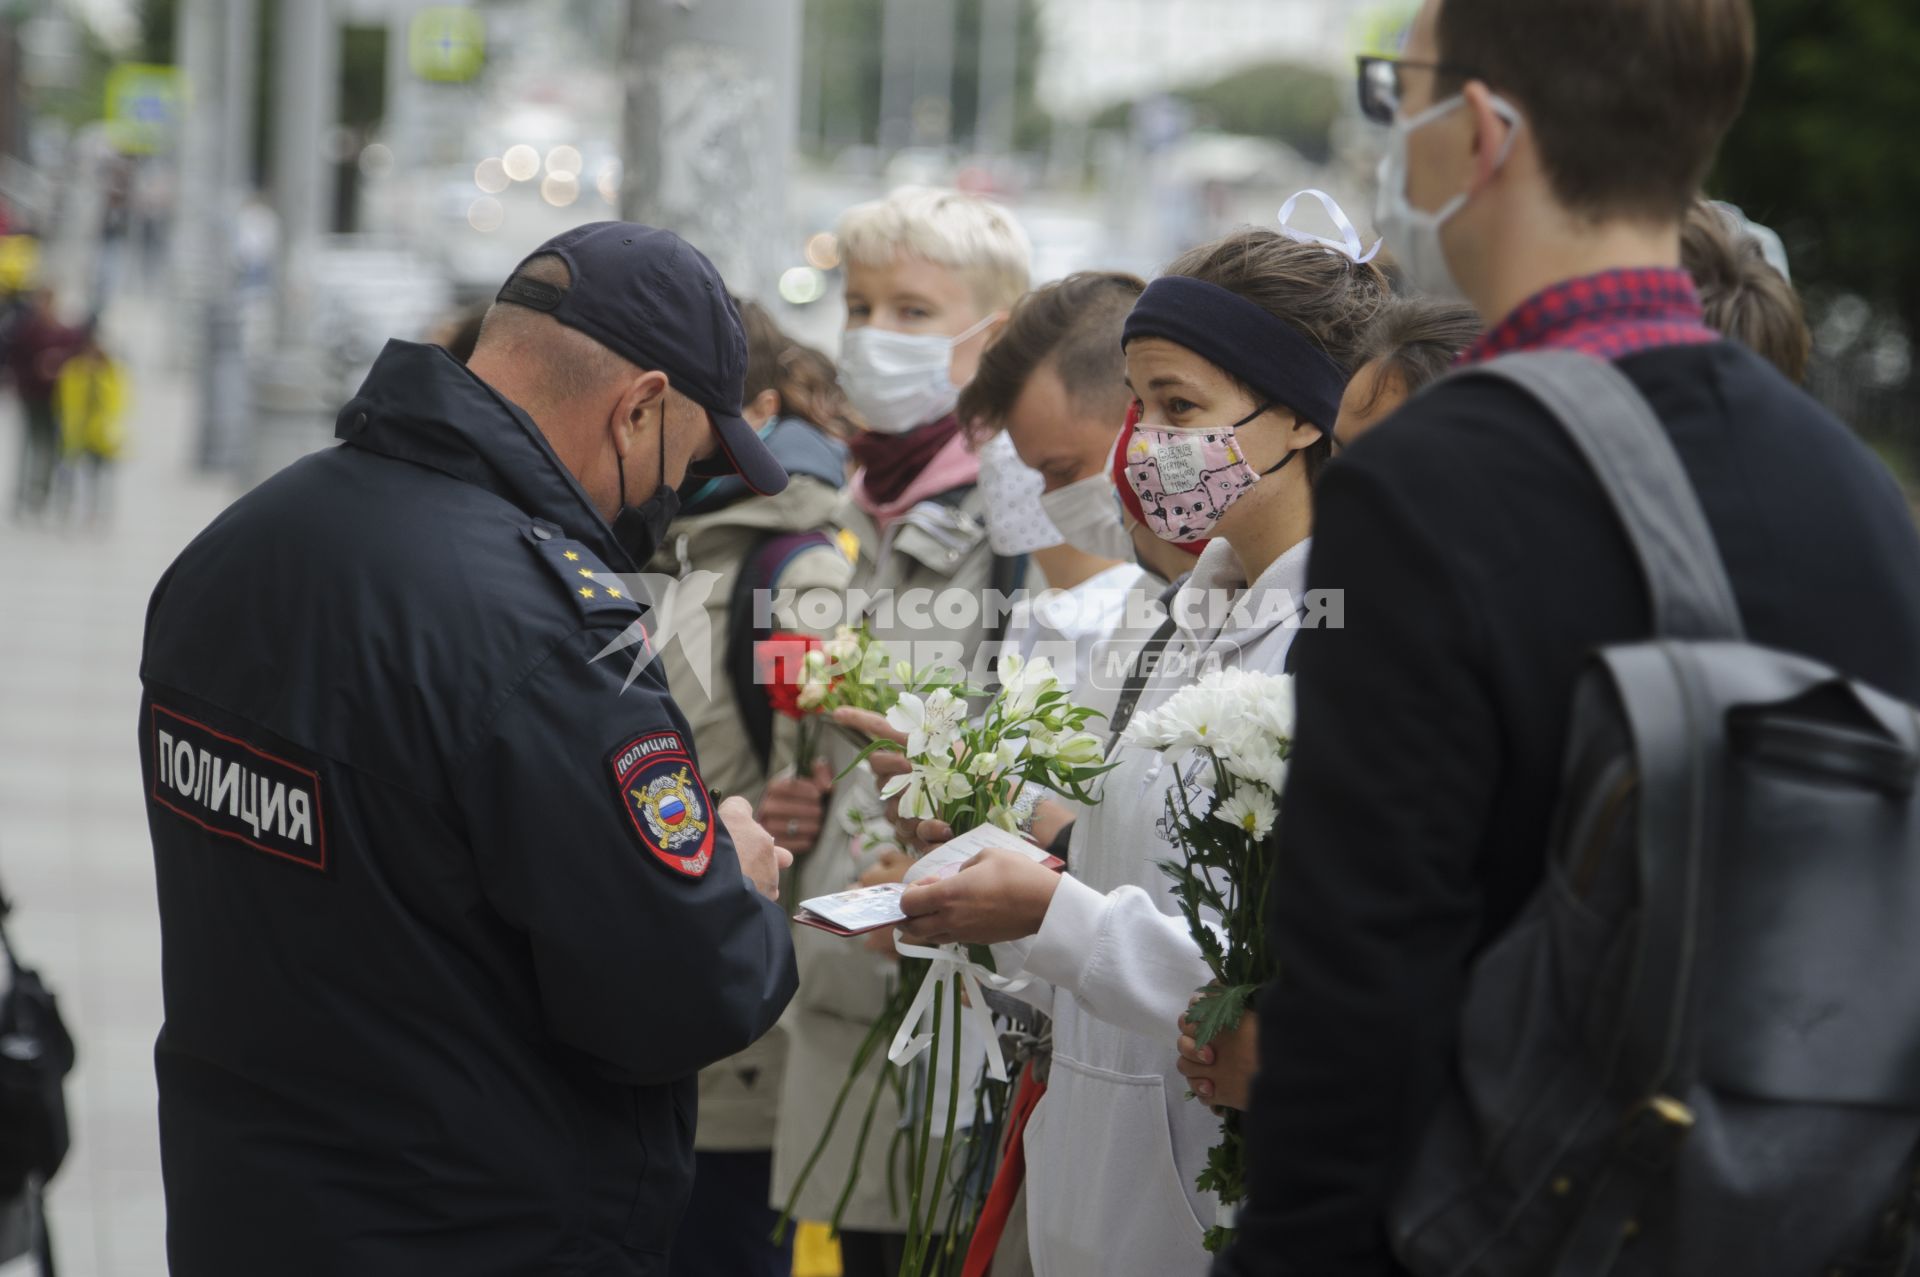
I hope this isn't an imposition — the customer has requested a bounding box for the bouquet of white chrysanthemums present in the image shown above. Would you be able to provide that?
[1123,666,1296,1253]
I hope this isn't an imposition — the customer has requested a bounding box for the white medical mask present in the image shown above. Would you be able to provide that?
[1039,471,1132,563]
[976,432,1063,556]
[839,314,997,436]
[1373,93,1522,300]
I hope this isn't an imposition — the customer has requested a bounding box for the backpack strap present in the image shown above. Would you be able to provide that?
[1106,574,1187,754]
[725,530,837,774]
[984,551,1029,654]
[1467,352,1745,643]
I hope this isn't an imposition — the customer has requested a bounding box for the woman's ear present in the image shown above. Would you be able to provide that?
[1283,411,1326,453]
[744,387,782,428]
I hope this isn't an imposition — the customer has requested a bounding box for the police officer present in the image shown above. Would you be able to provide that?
[138,223,800,1275]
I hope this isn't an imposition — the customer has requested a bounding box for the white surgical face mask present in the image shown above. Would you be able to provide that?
[1373,93,1522,300]
[1038,470,1133,563]
[976,432,1063,556]
[839,314,997,436]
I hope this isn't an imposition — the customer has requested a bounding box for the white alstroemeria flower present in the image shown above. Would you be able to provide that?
[1053,731,1105,768]
[985,805,1019,833]
[1024,726,1060,759]
[886,688,967,761]
[880,760,971,820]
[798,679,831,711]
[1215,787,1278,840]
[967,735,1026,778]
[995,651,1060,719]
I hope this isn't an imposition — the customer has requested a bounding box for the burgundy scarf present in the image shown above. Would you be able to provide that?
[848,415,963,507]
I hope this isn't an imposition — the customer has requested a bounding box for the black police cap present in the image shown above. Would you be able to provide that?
[497,222,789,496]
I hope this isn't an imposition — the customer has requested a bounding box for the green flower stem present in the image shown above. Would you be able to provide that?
[902,983,944,1269]
[904,972,967,1275]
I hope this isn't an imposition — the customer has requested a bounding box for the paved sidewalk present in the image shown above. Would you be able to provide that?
[0,294,243,1277]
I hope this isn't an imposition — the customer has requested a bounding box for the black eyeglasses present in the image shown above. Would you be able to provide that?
[1356,55,1476,125]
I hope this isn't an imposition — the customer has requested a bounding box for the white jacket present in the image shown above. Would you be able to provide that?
[995,536,1312,1277]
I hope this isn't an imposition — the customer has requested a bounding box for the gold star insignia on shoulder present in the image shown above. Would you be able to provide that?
[578,568,596,578]
[579,586,596,599]
[563,550,581,562]
[606,587,623,599]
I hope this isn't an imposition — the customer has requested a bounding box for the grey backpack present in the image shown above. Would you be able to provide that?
[1389,352,1920,1276]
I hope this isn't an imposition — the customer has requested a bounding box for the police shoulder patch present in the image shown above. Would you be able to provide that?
[608,730,715,878]
[530,528,643,618]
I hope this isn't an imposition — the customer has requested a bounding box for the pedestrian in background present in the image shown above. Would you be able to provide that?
[5,290,82,522]
[53,323,129,528]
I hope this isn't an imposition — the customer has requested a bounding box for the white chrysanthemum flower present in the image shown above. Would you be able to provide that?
[1122,705,1177,751]
[1244,673,1297,745]
[1223,737,1287,791]
[1214,787,1278,840]
[1156,690,1242,758]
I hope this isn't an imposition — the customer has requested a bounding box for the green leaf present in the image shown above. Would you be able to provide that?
[1186,983,1257,1048]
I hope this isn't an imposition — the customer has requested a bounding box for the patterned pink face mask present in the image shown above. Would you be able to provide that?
[1122,407,1291,542]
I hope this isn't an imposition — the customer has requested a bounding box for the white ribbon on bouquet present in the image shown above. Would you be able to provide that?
[887,938,1031,1085]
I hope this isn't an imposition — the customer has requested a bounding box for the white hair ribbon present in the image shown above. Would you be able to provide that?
[1277,188,1383,265]
[887,937,1031,1085]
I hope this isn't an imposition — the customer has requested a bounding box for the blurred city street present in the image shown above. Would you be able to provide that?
[0,288,234,1277]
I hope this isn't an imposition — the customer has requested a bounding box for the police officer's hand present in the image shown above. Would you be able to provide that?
[757,759,834,855]
[718,796,792,901]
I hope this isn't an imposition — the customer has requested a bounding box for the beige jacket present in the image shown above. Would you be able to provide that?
[647,473,853,1152]
[771,484,1047,1228]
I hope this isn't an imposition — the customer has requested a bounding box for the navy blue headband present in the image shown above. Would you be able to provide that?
[1122,275,1349,432]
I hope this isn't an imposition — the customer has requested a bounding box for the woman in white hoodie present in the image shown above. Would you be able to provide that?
[895,227,1390,1277]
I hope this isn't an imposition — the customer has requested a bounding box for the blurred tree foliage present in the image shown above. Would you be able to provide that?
[1714,0,1920,333]
[1090,62,1340,163]
[803,0,1051,153]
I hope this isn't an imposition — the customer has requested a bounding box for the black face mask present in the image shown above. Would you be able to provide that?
[611,408,681,564]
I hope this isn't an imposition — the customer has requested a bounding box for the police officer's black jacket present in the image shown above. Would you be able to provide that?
[138,341,799,1276]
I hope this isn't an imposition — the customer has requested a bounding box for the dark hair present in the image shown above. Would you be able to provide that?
[1350,298,1483,418]
[958,271,1147,433]
[1160,229,1392,483]
[774,343,859,440]
[1437,0,1754,221]
[734,298,790,404]
[1681,202,1810,383]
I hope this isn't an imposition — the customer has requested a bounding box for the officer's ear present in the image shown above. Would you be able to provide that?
[609,369,672,461]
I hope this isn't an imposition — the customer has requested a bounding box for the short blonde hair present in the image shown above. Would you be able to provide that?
[837,186,1032,314]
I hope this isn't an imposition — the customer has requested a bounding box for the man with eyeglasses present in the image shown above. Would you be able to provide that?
[1215,1,1920,1273]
